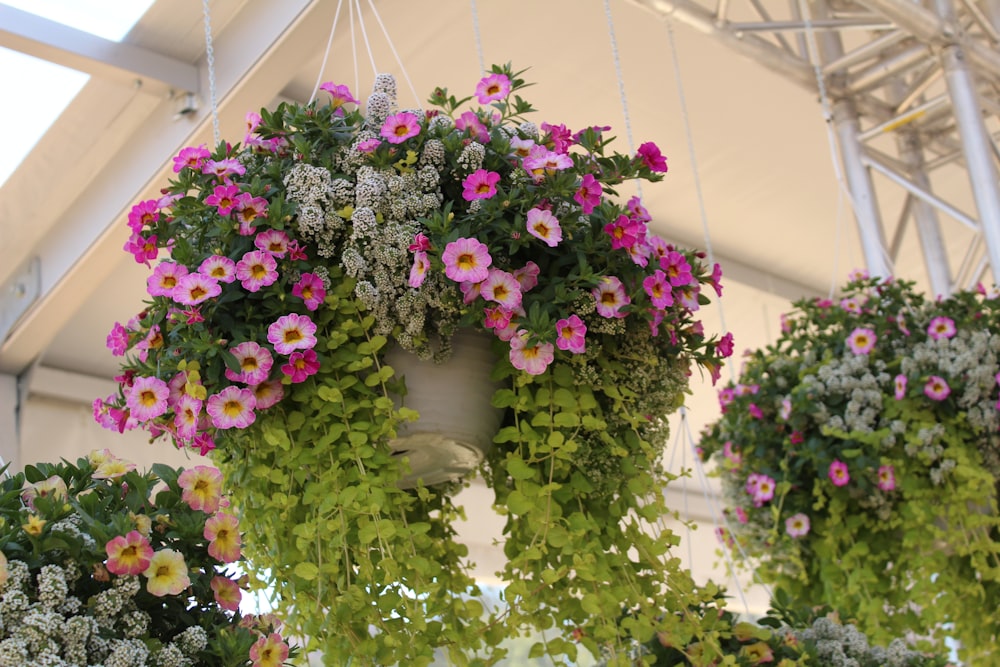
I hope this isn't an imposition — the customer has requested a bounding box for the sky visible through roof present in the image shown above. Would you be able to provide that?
[0,0,156,187]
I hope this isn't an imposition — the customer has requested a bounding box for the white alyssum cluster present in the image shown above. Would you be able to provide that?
[792,616,932,667]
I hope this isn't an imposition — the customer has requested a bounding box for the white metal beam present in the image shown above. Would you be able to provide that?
[0,373,18,473]
[0,3,198,97]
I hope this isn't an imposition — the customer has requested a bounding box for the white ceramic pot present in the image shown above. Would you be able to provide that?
[384,330,503,487]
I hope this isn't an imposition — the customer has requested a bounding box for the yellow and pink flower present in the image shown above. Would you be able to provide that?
[143,548,191,597]
[105,530,154,575]
[250,633,290,667]
[205,512,242,563]
[178,465,224,513]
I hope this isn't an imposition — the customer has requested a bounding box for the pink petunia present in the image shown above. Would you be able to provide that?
[172,145,210,173]
[356,138,381,153]
[542,122,574,153]
[509,331,555,376]
[126,376,170,422]
[522,144,572,181]
[846,327,877,355]
[127,199,160,233]
[643,270,674,310]
[281,349,321,383]
[677,285,701,312]
[147,262,189,298]
[409,233,431,252]
[746,472,776,507]
[172,273,221,306]
[927,316,956,341]
[204,184,241,217]
[267,313,318,355]
[106,322,130,356]
[178,465,224,513]
[206,386,257,430]
[462,169,501,201]
[105,531,154,576]
[380,111,421,144]
[211,575,242,612]
[198,255,237,283]
[573,173,602,214]
[204,512,242,563]
[201,158,246,180]
[636,141,668,172]
[455,111,489,143]
[234,193,269,229]
[173,394,202,440]
[235,250,279,292]
[475,72,511,104]
[828,460,850,487]
[877,464,896,491]
[250,634,290,667]
[124,232,159,266]
[508,136,535,159]
[660,251,693,287]
[513,262,540,291]
[251,379,284,410]
[483,306,513,332]
[254,229,290,257]
[225,341,274,385]
[525,208,563,247]
[734,507,749,524]
[319,81,359,110]
[748,403,763,419]
[555,314,587,354]
[723,441,742,466]
[717,333,735,359]
[441,238,492,283]
[603,215,644,251]
[592,276,630,318]
[785,513,810,538]
[408,251,430,288]
[479,269,522,310]
[924,375,951,401]
[894,374,907,400]
[292,273,326,311]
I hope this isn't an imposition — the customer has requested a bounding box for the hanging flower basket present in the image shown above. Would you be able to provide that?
[700,274,1000,662]
[97,64,734,664]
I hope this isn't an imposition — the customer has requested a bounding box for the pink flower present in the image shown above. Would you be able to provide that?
[785,513,810,538]
[267,313,318,355]
[172,273,221,306]
[204,512,242,562]
[525,208,563,247]
[677,285,701,312]
[235,193,269,227]
[748,403,763,419]
[147,262,189,297]
[894,374,907,399]
[840,296,865,314]
[522,144,572,180]
[927,316,956,340]
[592,276,630,318]
[513,262,540,291]
[251,379,285,410]
[173,394,202,440]
[846,327,877,355]
[636,141,668,172]
[319,81,359,109]
[746,473,776,507]
[828,460,850,487]
[924,375,951,401]
[542,122,574,153]
[475,72,511,104]
[455,111,489,143]
[717,333,735,359]
[105,531,154,576]
[408,251,430,288]
[292,273,326,311]
[709,262,724,297]
[483,306,513,332]
[604,215,643,250]
[236,250,279,292]
[628,195,651,223]
[723,441,742,466]
[281,349,320,383]
[206,386,257,430]
[127,199,159,233]
[508,136,535,159]
[178,465,224,513]
[480,269,522,310]
[408,233,431,252]
[172,145,210,173]
[225,341,274,385]
[643,270,674,310]
[441,238,492,283]
[877,464,896,491]
[211,575,242,612]
[573,174,602,214]
[380,111,421,144]
[124,232,159,266]
[461,169,501,201]
[734,507,749,523]
[660,251,693,287]
[555,315,587,354]
[126,376,170,422]
[198,255,237,283]
[250,633,290,667]
[356,138,381,153]
[789,431,804,445]
[106,322,129,356]
[509,331,555,375]
[255,229,291,257]
[204,184,241,217]
[202,158,246,180]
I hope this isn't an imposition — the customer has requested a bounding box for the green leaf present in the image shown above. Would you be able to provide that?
[294,562,319,580]
[506,490,534,515]
[506,457,536,481]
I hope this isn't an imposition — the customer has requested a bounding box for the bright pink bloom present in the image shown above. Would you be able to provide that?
[204,512,242,563]
[255,229,290,257]
[677,285,701,312]
[455,111,489,143]
[267,313,318,355]
[636,141,668,172]
[628,196,652,223]
[124,232,159,266]
[356,138,381,153]
[828,460,850,487]
[924,375,951,401]
[173,273,221,306]
[442,238,492,283]
[245,111,262,134]
[172,145,209,173]
[513,262,540,291]
[126,376,170,422]
[846,327,877,355]
[746,472,776,507]
[475,73,511,104]
[127,199,160,233]
[105,531,154,576]
[542,122,574,153]
[287,241,307,261]
[199,255,237,283]
[789,431,804,445]
[604,215,643,250]
[462,169,501,201]
[409,233,431,252]
[785,513,810,538]
[201,158,246,180]
[555,315,587,354]
[236,250,279,292]
[173,394,202,440]
[573,174,602,214]
[206,386,257,430]
[508,136,535,159]
[748,403,763,419]
[525,208,563,247]
[839,296,865,314]
[408,251,430,288]
[205,184,241,217]
[927,316,956,340]
[877,464,896,491]
[717,332,734,358]
[225,341,274,385]
[281,349,321,383]
[147,262,189,298]
[522,144,572,180]
[460,280,482,305]
[480,269,522,309]
[709,262,724,297]
[509,331,555,375]
[661,251,693,286]
[251,379,285,410]
[643,269,674,310]
[894,374,907,399]
[380,111,421,144]
[292,273,326,311]
[211,575,242,612]
[178,465,224,513]
[319,82,359,109]
[106,322,130,356]
[483,306,513,331]
[235,193,269,227]
[592,276,630,318]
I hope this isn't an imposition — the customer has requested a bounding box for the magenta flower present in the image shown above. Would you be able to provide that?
[442,237,492,283]
[573,174,602,214]
[927,316,956,340]
[709,262,724,297]
[408,233,431,252]
[555,315,587,354]
[717,333,735,359]
[643,270,674,310]
[380,111,421,144]
[198,255,237,283]
[828,460,850,487]
[172,145,210,173]
[660,251,693,287]
[235,250,279,292]
[146,262,188,297]
[924,375,951,401]
[839,297,865,314]
[202,158,246,180]
[173,273,221,306]
[173,394,202,440]
[475,72,511,104]
[522,145,572,180]
[356,138,381,153]
[126,376,170,422]
[225,341,274,385]
[204,184,241,217]
[106,322,129,356]
[206,385,257,430]
[483,306,513,332]
[211,575,242,612]
[462,169,501,201]
[746,472,776,507]
[604,215,644,250]
[677,285,701,312]
[509,331,555,376]
[319,82,359,109]
[124,232,158,266]
[785,513,811,538]
[734,507,749,524]
[627,195,651,223]
[846,327,877,355]
[542,122,574,153]
[292,273,326,311]
[480,269,522,310]
[592,276,630,318]
[636,141,668,172]
[254,229,290,257]
[234,192,268,227]
[525,208,563,247]
[127,199,159,233]
[408,251,430,288]
[877,464,896,492]
[748,403,763,419]
[267,313,318,355]
[894,374,907,400]
[455,111,490,143]
[281,349,321,383]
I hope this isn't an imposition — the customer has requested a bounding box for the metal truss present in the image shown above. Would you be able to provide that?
[629,0,1000,296]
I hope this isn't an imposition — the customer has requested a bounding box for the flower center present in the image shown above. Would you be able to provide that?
[139,390,158,407]
[283,329,303,344]
[223,399,243,417]
[189,285,206,300]
[251,263,268,279]
[457,253,476,270]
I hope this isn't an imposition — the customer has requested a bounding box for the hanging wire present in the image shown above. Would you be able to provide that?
[364,0,421,107]
[201,0,220,146]
[348,0,359,99]
[602,0,642,199]
[469,0,486,75]
[353,0,379,80]
[308,0,346,104]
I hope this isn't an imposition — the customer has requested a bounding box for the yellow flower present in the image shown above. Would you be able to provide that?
[94,458,137,480]
[143,549,191,597]
[22,514,46,536]
[131,512,152,536]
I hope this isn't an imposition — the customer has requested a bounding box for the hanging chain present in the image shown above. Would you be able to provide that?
[603,0,641,200]
[202,0,220,147]
[470,0,486,75]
